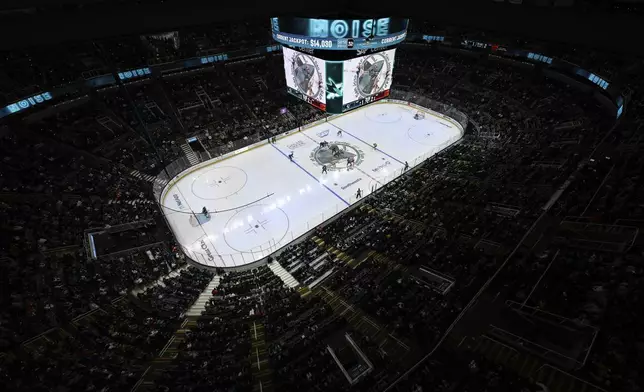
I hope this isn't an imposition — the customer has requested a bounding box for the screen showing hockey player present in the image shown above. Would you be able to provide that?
[282,46,327,106]
[342,48,396,108]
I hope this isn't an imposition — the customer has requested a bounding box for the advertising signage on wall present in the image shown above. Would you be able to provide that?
[0,92,53,119]
[271,17,408,51]
[118,67,151,80]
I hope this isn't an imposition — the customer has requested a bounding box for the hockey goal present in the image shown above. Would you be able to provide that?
[413,111,425,120]
[189,211,211,227]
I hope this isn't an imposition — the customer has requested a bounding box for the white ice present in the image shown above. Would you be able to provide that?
[161,102,463,268]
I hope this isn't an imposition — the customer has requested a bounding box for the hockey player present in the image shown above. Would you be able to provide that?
[337,130,342,137]
[356,188,362,199]
[372,143,378,150]
[404,161,409,171]
[322,165,327,174]
[288,152,294,161]
[331,145,341,158]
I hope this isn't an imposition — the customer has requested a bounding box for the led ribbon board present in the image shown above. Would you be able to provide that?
[271,17,408,50]
[0,92,53,118]
[118,67,151,80]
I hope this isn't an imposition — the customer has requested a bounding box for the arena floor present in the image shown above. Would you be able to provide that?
[161,102,463,268]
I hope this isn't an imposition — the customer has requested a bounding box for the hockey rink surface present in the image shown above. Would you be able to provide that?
[161,102,463,267]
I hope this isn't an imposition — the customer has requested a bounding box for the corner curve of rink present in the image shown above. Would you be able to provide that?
[159,100,465,269]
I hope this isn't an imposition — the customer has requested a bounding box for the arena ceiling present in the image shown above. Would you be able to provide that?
[1,0,642,54]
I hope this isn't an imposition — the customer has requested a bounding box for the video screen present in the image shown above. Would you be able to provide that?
[282,46,327,107]
[342,48,396,107]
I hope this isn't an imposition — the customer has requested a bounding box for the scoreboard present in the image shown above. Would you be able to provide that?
[276,16,406,114]
[282,46,397,114]
[282,47,328,111]
[272,17,408,51]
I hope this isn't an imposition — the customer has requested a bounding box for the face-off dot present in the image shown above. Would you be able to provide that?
[191,166,248,200]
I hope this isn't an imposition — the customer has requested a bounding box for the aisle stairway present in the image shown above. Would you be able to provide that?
[185,275,221,317]
[311,235,365,269]
[267,261,299,288]
[249,321,273,392]
[128,168,158,183]
[181,143,200,165]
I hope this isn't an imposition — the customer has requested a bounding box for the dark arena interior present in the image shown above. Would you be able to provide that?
[1,1,643,391]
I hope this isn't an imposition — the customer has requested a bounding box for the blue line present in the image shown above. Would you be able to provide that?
[327,122,405,165]
[269,143,350,206]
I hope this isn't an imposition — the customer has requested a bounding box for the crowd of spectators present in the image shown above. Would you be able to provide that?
[137,267,214,317]
[1,17,643,392]
[154,317,253,392]
[1,294,188,391]
[276,238,340,286]
[203,266,279,318]
[0,125,175,345]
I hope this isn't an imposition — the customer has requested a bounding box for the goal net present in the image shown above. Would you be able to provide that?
[414,111,425,120]
[189,211,211,227]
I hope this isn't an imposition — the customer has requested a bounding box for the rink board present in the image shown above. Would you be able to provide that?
[160,101,464,268]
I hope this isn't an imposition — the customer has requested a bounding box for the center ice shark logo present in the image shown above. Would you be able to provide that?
[310,141,364,171]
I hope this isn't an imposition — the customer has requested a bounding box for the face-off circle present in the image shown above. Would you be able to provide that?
[223,204,290,253]
[191,166,248,200]
[351,52,392,99]
[309,141,364,171]
[407,126,442,146]
[290,52,324,102]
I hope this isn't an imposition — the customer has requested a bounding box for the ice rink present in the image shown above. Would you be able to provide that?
[161,102,463,267]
